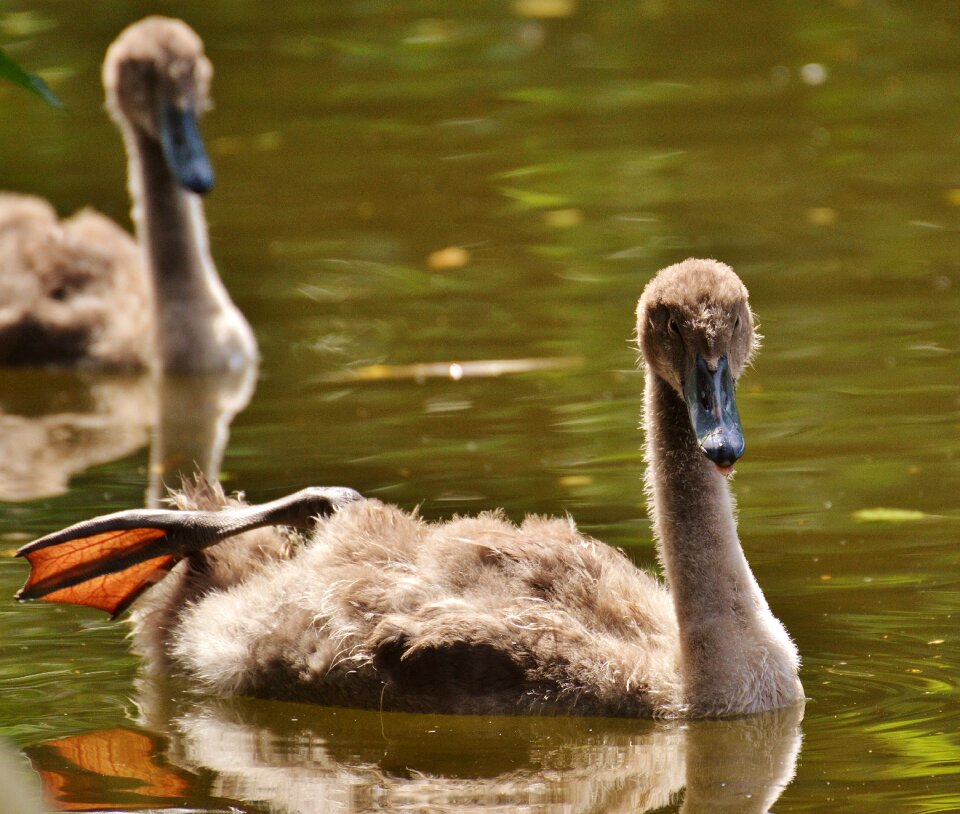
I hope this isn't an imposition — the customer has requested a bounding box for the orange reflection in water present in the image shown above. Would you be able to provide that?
[27,728,189,811]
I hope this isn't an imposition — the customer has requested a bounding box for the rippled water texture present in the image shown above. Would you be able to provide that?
[0,2,958,812]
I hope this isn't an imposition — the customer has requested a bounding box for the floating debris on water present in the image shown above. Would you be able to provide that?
[324,356,584,383]
[852,508,927,523]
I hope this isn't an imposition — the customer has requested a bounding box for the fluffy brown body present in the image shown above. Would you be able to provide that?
[0,194,149,368]
[135,480,682,717]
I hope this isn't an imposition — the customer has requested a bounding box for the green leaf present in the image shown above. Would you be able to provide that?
[852,507,927,523]
[0,47,65,109]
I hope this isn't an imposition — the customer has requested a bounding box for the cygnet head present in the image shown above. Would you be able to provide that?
[637,258,758,472]
[103,16,214,194]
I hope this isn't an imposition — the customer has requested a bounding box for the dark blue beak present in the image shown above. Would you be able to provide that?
[159,103,214,195]
[683,354,745,469]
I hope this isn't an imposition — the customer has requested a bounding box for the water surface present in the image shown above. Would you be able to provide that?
[0,1,958,811]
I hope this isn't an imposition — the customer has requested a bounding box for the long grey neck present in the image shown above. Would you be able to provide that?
[126,129,254,373]
[643,372,800,715]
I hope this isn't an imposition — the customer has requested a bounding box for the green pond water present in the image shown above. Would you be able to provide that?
[0,1,958,811]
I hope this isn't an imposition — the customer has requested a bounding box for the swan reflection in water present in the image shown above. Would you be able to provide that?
[25,682,802,814]
[0,366,255,505]
[0,370,153,502]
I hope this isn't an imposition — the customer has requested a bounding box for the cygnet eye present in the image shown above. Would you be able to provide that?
[668,317,680,335]
[734,314,741,329]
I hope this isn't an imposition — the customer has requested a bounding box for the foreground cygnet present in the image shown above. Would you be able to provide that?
[16,259,802,718]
